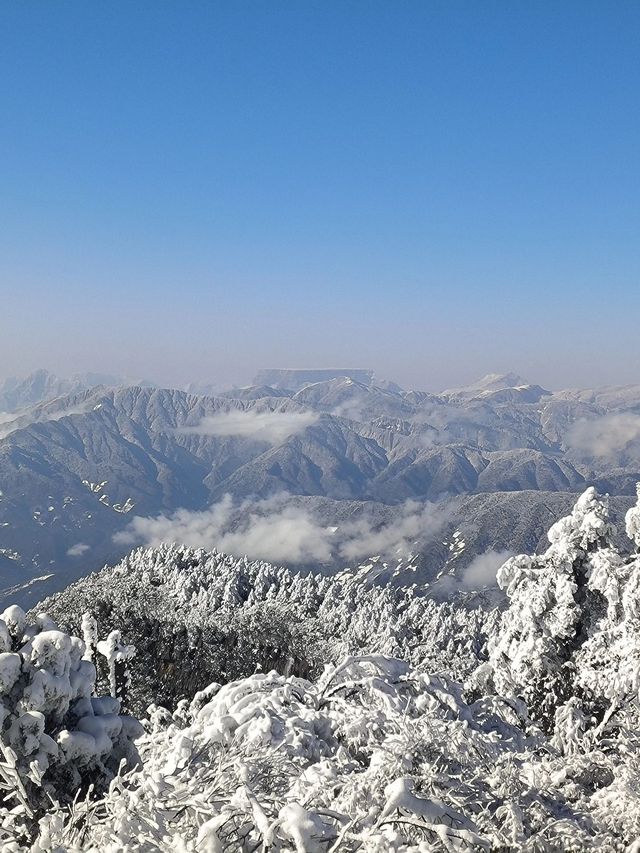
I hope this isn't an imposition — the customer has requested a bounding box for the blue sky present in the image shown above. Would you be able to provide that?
[1,1,639,390]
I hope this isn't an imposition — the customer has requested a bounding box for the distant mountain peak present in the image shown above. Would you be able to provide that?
[444,372,528,394]
[441,372,551,403]
[478,371,528,388]
[253,368,374,392]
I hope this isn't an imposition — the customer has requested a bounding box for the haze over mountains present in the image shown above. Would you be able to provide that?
[0,369,156,414]
[1,367,639,605]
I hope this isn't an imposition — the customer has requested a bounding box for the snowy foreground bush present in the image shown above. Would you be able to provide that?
[3,485,640,850]
[0,607,142,847]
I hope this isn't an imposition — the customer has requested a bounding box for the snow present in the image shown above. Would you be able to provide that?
[0,653,22,692]
[3,486,640,849]
[626,483,640,549]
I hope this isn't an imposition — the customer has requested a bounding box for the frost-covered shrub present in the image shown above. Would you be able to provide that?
[0,605,143,843]
[23,654,640,852]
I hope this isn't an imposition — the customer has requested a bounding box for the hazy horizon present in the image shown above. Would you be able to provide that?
[1,361,639,396]
[2,2,639,391]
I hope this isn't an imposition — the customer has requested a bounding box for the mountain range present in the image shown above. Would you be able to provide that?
[1,368,639,605]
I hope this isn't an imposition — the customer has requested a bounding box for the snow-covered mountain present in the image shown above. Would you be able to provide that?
[443,370,531,394]
[252,367,375,391]
[1,371,640,603]
[442,371,551,403]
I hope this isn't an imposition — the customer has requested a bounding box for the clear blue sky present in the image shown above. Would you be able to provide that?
[1,1,639,390]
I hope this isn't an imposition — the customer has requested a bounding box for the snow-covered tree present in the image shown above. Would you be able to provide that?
[37,543,493,713]
[489,486,615,729]
[488,483,640,760]
[0,605,143,843]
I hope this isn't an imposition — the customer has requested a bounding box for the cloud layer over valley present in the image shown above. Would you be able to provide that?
[115,493,452,567]
[177,410,319,443]
[565,413,640,461]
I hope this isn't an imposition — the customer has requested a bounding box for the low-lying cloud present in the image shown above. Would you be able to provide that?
[336,501,450,561]
[565,412,640,460]
[67,542,90,557]
[461,549,513,589]
[114,493,452,566]
[177,410,318,444]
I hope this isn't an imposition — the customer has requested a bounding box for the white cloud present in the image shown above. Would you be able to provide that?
[415,429,440,451]
[565,412,640,460]
[115,494,452,566]
[460,549,513,589]
[116,495,334,564]
[177,410,318,444]
[331,398,369,423]
[336,500,451,561]
[67,543,90,557]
